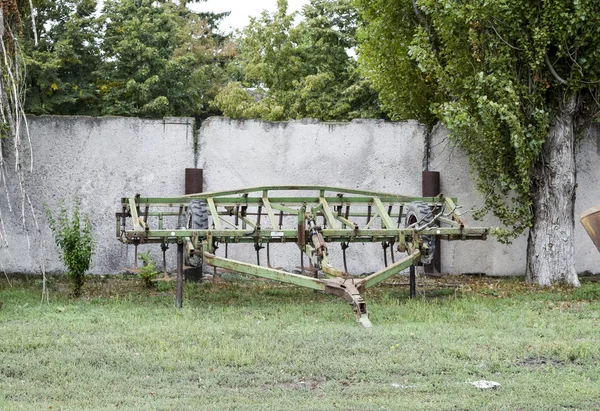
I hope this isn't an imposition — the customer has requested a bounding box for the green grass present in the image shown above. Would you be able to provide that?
[1,275,600,410]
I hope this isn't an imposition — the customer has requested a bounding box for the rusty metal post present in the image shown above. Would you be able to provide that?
[185,168,203,195]
[176,243,184,308]
[422,171,441,274]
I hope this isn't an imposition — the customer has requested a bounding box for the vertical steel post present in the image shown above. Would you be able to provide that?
[176,243,184,308]
[409,265,416,298]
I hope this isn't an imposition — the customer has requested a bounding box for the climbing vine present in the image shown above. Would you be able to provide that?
[357,0,600,241]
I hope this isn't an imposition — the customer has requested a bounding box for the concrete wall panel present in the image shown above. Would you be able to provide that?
[197,118,425,274]
[2,115,599,276]
[1,116,195,275]
[430,124,600,276]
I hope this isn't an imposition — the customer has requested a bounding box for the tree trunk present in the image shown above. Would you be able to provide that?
[526,95,580,286]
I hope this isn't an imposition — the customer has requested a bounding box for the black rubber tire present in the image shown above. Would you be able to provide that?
[404,202,435,265]
[186,199,208,267]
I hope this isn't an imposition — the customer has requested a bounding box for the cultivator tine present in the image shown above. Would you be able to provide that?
[161,241,169,277]
[255,242,263,266]
[390,241,395,264]
[341,242,349,273]
[382,241,389,267]
[410,266,416,298]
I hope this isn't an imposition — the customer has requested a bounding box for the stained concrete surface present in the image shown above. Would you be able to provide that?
[1,116,195,275]
[2,116,599,276]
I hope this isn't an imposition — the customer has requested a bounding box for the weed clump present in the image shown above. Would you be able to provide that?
[138,251,159,287]
[46,197,95,297]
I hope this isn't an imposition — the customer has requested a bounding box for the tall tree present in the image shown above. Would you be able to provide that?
[23,0,101,115]
[214,0,382,121]
[97,0,232,117]
[98,0,186,116]
[357,0,600,286]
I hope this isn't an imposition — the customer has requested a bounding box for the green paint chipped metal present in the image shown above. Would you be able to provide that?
[117,185,488,326]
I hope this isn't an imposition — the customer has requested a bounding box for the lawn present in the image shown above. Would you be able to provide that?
[1,274,600,410]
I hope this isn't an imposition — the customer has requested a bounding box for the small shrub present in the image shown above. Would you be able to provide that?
[138,251,159,287]
[46,198,95,297]
[155,280,173,292]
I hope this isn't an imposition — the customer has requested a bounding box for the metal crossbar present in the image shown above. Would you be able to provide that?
[117,186,488,327]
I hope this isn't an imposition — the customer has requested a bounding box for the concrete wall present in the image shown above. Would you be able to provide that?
[429,124,600,275]
[2,115,599,276]
[1,116,195,275]
[197,118,426,274]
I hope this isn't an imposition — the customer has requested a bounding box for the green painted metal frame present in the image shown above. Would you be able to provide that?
[117,185,488,327]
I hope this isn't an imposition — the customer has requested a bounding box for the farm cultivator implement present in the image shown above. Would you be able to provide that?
[117,186,489,327]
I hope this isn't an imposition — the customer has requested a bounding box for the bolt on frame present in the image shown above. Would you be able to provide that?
[117,185,489,327]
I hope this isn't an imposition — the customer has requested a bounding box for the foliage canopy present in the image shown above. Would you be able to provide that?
[357,0,600,238]
[22,0,234,118]
[214,0,383,121]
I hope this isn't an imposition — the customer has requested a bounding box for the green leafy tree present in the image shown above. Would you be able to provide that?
[98,0,185,116]
[172,6,236,117]
[97,0,233,117]
[20,0,233,117]
[357,0,600,286]
[214,0,382,121]
[23,0,101,115]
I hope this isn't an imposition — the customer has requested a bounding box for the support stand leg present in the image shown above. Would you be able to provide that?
[161,242,169,279]
[409,265,416,299]
[177,243,184,308]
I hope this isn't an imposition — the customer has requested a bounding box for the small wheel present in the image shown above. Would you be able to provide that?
[186,199,208,267]
[404,202,435,265]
